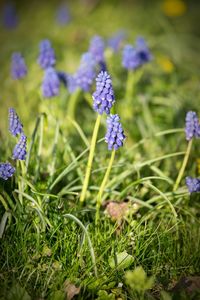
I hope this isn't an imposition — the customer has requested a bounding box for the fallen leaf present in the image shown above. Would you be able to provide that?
[64,280,80,300]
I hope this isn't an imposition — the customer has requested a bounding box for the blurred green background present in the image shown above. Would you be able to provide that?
[0,0,200,134]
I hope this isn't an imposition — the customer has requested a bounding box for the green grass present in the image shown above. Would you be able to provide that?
[0,1,200,299]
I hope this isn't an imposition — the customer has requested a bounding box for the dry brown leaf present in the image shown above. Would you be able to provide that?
[105,201,129,221]
[64,280,80,300]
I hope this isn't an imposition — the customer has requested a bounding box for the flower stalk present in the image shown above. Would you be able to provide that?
[80,114,101,203]
[173,139,193,192]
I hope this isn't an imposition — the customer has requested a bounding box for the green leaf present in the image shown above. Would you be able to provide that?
[48,290,65,300]
[109,251,134,270]
[7,284,31,300]
[125,266,154,292]
[96,290,115,300]
[160,291,172,300]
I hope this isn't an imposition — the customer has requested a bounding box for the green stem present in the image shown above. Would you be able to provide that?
[18,160,26,205]
[173,139,193,192]
[26,115,41,169]
[80,114,101,203]
[64,213,98,277]
[95,150,116,225]
[84,92,93,108]
[0,194,9,211]
[35,114,44,182]
[17,81,25,117]
[125,70,135,104]
[67,88,81,121]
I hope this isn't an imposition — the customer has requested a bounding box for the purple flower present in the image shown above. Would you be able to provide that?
[2,3,18,29]
[56,3,70,25]
[122,37,152,70]
[81,52,96,68]
[9,108,23,137]
[42,67,60,98]
[67,74,78,94]
[186,176,200,193]
[122,45,140,70]
[75,67,96,92]
[92,71,115,115]
[108,31,125,52]
[57,71,68,87]
[135,37,152,65]
[38,39,56,69]
[13,133,27,161]
[11,52,27,80]
[68,52,96,93]
[105,114,126,150]
[89,35,105,64]
[185,111,200,141]
[0,162,15,180]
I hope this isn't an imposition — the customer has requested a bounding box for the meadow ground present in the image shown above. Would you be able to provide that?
[0,1,200,299]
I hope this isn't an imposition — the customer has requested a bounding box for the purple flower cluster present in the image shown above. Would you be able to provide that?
[89,35,105,64]
[38,40,56,69]
[92,71,115,115]
[108,31,125,52]
[42,67,60,98]
[56,3,70,25]
[9,108,23,136]
[122,37,152,70]
[9,108,27,161]
[186,177,200,193]
[13,133,27,160]
[11,52,27,80]
[122,45,139,70]
[68,52,96,93]
[185,111,200,141]
[2,3,18,29]
[0,107,27,180]
[136,37,152,64]
[105,114,126,150]
[57,71,68,87]
[0,163,15,180]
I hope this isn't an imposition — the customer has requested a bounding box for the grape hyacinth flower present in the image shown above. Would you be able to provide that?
[42,67,60,98]
[2,3,18,29]
[81,52,96,69]
[9,108,23,136]
[108,31,125,52]
[11,52,27,80]
[105,114,126,150]
[186,177,200,193]
[0,162,15,180]
[75,67,96,92]
[89,35,106,71]
[173,111,200,192]
[122,37,152,70]
[67,74,78,94]
[38,39,56,69]
[185,111,200,141]
[13,133,27,161]
[68,52,96,93]
[122,45,140,70]
[92,71,115,115]
[89,35,105,63]
[135,37,152,65]
[56,3,70,25]
[57,71,68,87]
[74,53,96,92]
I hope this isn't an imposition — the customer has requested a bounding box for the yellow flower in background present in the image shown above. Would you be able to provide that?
[162,0,187,17]
[157,56,174,73]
